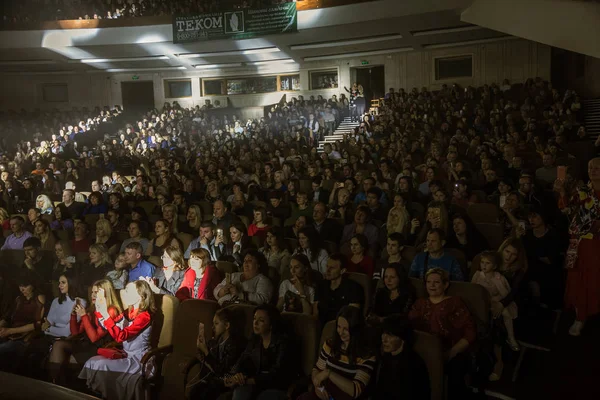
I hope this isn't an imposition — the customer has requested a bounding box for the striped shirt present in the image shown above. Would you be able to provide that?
[315,340,376,399]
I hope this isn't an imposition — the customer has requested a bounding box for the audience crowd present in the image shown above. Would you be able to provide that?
[2,0,295,24]
[0,75,599,400]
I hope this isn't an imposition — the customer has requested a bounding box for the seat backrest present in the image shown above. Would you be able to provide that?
[470,253,482,279]
[224,303,256,339]
[216,261,237,274]
[176,232,193,252]
[147,256,163,269]
[282,312,320,376]
[475,222,504,250]
[137,201,156,218]
[444,248,467,278]
[467,203,499,224]
[171,299,220,356]
[152,294,179,349]
[414,330,444,400]
[319,320,336,350]
[75,252,89,265]
[346,272,371,315]
[238,215,250,229]
[401,246,417,264]
[0,249,25,268]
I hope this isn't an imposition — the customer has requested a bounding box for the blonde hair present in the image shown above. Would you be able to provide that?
[0,208,9,223]
[425,267,450,284]
[95,218,113,240]
[131,280,157,313]
[92,279,123,314]
[498,237,528,274]
[187,205,203,228]
[386,206,410,235]
[165,245,187,271]
[162,203,179,233]
[89,243,112,266]
[36,194,54,212]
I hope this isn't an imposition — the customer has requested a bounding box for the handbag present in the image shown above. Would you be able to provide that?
[97,347,127,359]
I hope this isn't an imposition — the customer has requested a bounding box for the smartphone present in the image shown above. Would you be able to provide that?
[499,196,506,208]
[198,322,205,339]
[66,256,76,263]
[557,166,566,181]
[226,273,232,284]
[518,221,527,230]
[217,229,223,238]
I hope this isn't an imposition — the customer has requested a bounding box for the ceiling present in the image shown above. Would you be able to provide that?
[0,0,514,75]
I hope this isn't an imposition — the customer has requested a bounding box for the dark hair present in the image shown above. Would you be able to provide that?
[131,206,149,221]
[351,233,369,253]
[355,205,371,219]
[427,228,446,241]
[200,221,216,230]
[387,232,406,247]
[479,250,501,269]
[366,187,382,199]
[381,315,415,347]
[298,226,324,263]
[243,248,268,275]
[265,226,285,251]
[58,270,81,304]
[125,241,143,254]
[89,191,104,204]
[328,252,347,269]
[215,307,245,342]
[23,237,42,249]
[254,303,284,335]
[330,305,369,363]
[17,269,40,290]
[382,262,412,293]
[10,215,25,224]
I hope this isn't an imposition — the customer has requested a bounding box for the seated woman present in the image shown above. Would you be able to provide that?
[79,243,114,289]
[50,203,74,231]
[34,218,58,252]
[131,206,150,234]
[183,307,248,399]
[180,248,222,301]
[220,221,254,266]
[179,204,203,236]
[162,203,179,234]
[48,279,122,384]
[0,271,46,372]
[277,254,315,315]
[36,194,54,215]
[409,268,476,400]
[79,280,156,400]
[248,206,271,238]
[146,246,187,296]
[226,304,294,400]
[373,316,431,400]
[292,227,328,275]
[347,233,375,278]
[52,240,77,282]
[93,218,121,256]
[146,218,181,257]
[82,192,108,216]
[445,213,490,262]
[260,228,291,278]
[214,249,273,306]
[368,263,415,324]
[106,253,130,290]
[299,305,376,400]
[283,215,310,240]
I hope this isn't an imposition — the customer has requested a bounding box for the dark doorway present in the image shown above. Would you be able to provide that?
[121,81,155,112]
[353,65,385,106]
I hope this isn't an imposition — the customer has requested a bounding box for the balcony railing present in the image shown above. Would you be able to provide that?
[1,0,377,31]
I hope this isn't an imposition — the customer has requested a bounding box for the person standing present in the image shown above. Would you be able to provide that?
[564,157,600,336]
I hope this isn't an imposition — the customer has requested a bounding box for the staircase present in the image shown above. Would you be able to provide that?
[317,117,359,153]
[583,98,600,142]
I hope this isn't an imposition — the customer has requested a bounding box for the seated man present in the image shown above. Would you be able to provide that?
[125,242,155,281]
[71,221,91,254]
[313,253,364,326]
[374,232,410,283]
[366,187,389,225]
[184,222,225,261]
[22,237,54,283]
[1,216,33,250]
[409,229,464,281]
[312,202,342,245]
[61,189,85,219]
[120,221,150,254]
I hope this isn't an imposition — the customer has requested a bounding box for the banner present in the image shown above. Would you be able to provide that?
[173,3,297,44]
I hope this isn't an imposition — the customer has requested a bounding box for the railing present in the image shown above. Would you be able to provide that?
[0,0,377,31]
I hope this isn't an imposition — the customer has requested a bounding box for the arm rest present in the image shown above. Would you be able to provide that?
[141,345,174,381]
[141,344,174,365]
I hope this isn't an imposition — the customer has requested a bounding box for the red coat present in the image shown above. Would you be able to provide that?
[70,306,119,342]
[176,265,222,302]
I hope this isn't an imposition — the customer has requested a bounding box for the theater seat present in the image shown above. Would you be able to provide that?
[159,299,219,400]
[225,303,256,339]
[176,232,193,252]
[467,203,499,224]
[281,313,319,377]
[147,256,163,269]
[0,249,25,268]
[216,261,237,274]
[319,320,336,350]
[347,272,371,315]
[414,330,444,400]
[475,222,504,250]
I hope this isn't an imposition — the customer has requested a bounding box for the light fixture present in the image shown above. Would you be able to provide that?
[75,56,170,63]
[423,36,517,49]
[194,63,243,69]
[290,34,403,50]
[246,59,296,66]
[304,47,413,62]
[4,70,76,75]
[0,60,57,65]
[87,66,187,73]
[178,47,280,59]
[411,26,483,37]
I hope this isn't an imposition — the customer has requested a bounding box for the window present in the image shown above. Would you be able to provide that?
[279,74,300,91]
[435,55,473,80]
[42,84,68,102]
[226,76,277,95]
[310,70,338,90]
[203,79,226,96]
[165,80,192,98]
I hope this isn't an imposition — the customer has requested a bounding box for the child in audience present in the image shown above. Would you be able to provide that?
[471,250,519,380]
[79,280,156,400]
[106,253,129,290]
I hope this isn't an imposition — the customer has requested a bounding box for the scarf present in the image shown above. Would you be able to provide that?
[565,184,600,269]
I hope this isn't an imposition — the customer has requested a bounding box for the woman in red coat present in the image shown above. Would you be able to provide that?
[409,268,476,400]
[177,248,223,301]
[48,279,123,383]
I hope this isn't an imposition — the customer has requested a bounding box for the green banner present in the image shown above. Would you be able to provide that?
[173,3,297,44]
